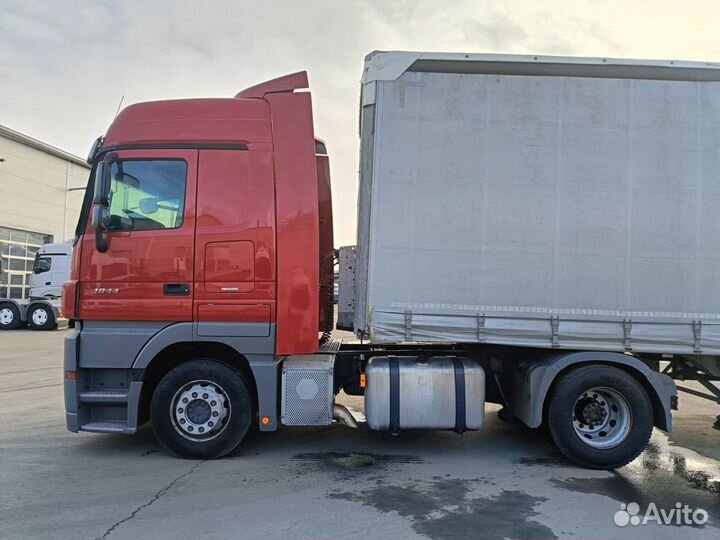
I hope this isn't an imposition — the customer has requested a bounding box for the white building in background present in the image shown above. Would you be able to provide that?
[0,124,90,299]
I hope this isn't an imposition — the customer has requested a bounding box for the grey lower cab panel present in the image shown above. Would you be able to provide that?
[77,321,277,369]
[67,321,280,433]
[79,321,170,369]
[364,356,485,431]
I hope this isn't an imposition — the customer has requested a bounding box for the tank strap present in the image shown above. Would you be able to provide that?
[389,356,400,433]
[452,358,467,434]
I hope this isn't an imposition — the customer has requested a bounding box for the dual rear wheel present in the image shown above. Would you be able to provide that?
[27,304,57,330]
[0,302,56,330]
[0,303,22,330]
[546,365,654,469]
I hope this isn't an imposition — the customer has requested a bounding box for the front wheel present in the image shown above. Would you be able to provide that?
[150,359,254,459]
[547,365,654,469]
[27,304,57,330]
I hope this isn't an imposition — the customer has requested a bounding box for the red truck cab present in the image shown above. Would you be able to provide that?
[64,73,335,457]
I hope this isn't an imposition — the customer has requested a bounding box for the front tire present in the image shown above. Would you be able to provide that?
[150,359,254,459]
[547,365,653,469]
[27,304,57,330]
[0,303,22,330]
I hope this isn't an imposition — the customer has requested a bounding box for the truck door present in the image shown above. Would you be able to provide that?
[194,149,276,337]
[78,149,197,321]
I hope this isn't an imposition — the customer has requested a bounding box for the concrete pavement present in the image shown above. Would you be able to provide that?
[1,328,719,540]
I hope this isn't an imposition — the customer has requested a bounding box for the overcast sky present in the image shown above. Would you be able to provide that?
[2,0,719,245]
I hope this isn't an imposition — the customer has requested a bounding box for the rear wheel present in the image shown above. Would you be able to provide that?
[0,303,22,330]
[547,365,653,469]
[150,359,254,459]
[27,304,57,330]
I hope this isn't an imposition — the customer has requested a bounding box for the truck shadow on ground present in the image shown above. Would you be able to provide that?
[74,411,554,461]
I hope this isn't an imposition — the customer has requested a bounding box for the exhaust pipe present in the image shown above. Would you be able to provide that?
[333,404,359,428]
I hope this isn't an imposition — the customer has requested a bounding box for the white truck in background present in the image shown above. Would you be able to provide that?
[0,242,72,330]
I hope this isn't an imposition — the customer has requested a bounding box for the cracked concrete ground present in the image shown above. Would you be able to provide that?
[1,329,720,540]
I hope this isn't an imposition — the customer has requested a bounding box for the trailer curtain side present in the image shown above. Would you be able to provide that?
[355,54,720,354]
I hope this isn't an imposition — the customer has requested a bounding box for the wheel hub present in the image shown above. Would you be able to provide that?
[578,400,606,425]
[170,380,230,441]
[186,399,212,424]
[572,387,631,449]
[0,308,14,325]
[32,308,48,326]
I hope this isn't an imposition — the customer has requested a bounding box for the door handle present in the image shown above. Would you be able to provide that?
[163,283,190,296]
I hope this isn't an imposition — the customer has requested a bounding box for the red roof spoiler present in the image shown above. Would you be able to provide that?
[235,71,309,99]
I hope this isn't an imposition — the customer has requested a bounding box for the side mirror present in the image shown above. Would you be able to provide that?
[91,204,109,231]
[91,204,110,252]
[91,154,117,254]
[93,154,117,207]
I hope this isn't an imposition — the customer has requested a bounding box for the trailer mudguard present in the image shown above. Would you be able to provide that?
[511,351,677,431]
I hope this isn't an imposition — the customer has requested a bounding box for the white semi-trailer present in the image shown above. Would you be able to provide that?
[342,51,720,455]
[350,51,720,353]
[0,242,71,330]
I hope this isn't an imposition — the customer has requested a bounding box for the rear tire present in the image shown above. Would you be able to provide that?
[27,304,57,330]
[151,359,254,459]
[0,303,22,330]
[547,365,653,469]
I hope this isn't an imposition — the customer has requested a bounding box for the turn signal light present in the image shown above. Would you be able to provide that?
[360,373,366,388]
[65,371,77,380]
[261,416,271,425]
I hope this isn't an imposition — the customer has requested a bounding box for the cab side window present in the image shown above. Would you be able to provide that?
[107,160,187,231]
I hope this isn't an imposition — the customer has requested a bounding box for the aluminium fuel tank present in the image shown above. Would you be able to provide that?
[364,356,485,432]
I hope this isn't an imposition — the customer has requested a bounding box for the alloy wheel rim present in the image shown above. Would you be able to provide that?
[572,386,632,449]
[170,380,231,441]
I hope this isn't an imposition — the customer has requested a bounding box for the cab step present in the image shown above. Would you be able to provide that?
[79,389,129,404]
[79,420,130,434]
